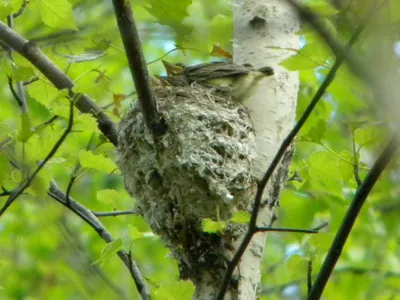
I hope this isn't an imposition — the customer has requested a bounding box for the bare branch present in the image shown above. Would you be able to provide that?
[93,210,135,217]
[0,21,118,146]
[48,181,151,300]
[23,76,39,85]
[307,258,312,295]
[308,132,400,299]
[351,129,362,186]
[111,0,166,136]
[256,222,328,234]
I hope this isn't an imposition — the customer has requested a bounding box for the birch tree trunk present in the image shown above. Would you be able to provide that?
[231,0,299,299]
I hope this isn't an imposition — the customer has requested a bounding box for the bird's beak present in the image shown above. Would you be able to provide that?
[162,60,185,76]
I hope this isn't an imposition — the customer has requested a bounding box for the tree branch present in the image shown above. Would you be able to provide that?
[255,222,328,234]
[0,101,74,217]
[48,181,150,300]
[0,21,118,146]
[262,266,400,296]
[216,15,367,300]
[307,132,400,299]
[111,0,166,136]
[285,0,380,86]
[93,210,135,217]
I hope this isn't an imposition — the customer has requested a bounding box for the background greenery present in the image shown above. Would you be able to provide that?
[0,0,399,299]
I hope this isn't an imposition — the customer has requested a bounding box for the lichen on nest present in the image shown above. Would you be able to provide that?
[117,83,258,279]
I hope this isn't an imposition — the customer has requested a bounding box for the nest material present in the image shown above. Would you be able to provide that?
[117,83,258,280]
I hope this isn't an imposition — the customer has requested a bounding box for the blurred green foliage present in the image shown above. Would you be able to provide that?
[0,0,399,299]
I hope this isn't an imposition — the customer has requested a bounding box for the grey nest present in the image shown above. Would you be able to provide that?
[117,83,257,281]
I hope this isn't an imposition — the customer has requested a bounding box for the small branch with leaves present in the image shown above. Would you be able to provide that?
[0,100,74,217]
[48,181,151,300]
[0,21,118,146]
[308,132,399,299]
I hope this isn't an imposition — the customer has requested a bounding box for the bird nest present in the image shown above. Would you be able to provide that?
[117,83,257,280]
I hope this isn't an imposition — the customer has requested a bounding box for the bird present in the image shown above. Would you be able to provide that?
[159,60,274,103]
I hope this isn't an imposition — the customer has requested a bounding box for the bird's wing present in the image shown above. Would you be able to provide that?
[184,62,255,82]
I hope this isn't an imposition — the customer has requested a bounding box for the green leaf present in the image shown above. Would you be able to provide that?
[0,153,11,183]
[96,189,123,205]
[0,2,13,20]
[102,239,122,256]
[326,66,367,111]
[308,232,334,251]
[229,211,250,224]
[0,123,10,141]
[208,14,232,46]
[79,150,119,174]
[337,150,354,182]
[93,239,123,267]
[281,51,320,70]
[281,41,328,70]
[302,119,327,142]
[201,218,226,234]
[12,66,35,82]
[52,99,74,119]
[26,169,52,198]
[27,80,61,109]
[153,281,195,300]
[145,0,192,38]
[16,112,34,142]
[11,169,22,184]
[36,0,77,30]
[304,0,338,16]
[286,254,306,271]
[73,113,99,134]
[308,151,341,181]
[354,125,381,147]
[128,225,154,240]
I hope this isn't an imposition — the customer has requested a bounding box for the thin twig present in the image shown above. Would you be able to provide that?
[0,187,11,197]
[0,21,118,146]
[12,0,28,18]
[215,15,366,300]
[111,0,166,136]
[48,181,151,300]
[0,101,74,217]
[65,134,94,205]
[256,222,327,234]
[7,76,24,109]
[23,76,39,85]
[93,210,135,217]
[307,132,400,299]
[307,258,313,295]
[285,0,376,86]
[261,266,400,296]
[351,129,362,186]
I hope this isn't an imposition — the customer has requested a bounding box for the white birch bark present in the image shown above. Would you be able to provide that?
[232,0,299,299]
